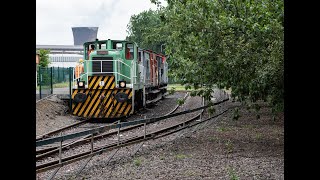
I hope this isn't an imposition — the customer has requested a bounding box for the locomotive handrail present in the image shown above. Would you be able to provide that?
[36,98,229,147]
[72,59,132,88]
[83,59,131,69]
[137,63,145,84]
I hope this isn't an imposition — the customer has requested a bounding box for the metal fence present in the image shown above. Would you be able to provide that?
[37,66,72,100]
[52,67,71,84]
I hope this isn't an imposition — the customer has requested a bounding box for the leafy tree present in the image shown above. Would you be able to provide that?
[149,0,284,113]
[126,9,167,53]
[38,49,51,67]
[130,0,284,113]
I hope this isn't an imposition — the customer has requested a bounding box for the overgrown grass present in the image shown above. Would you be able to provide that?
[168,84,194,91]
[217,126,231,132]
[133,158,142,166]
[228,167,240,180]
[208,136,219,142]
[225,139,233,153]
[185,170,197,176]
[255,133,262,140]
[36,82,69,90]
[243,124,254,130]
[159,156,165,160]
[36,85,51,90]
[53,82,69,88]
[175,154,187,159]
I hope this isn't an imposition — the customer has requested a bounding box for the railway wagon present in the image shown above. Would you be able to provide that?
[71,39,168,119]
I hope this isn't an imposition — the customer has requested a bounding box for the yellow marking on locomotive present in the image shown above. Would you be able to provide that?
[105,76,115,89]
[77,89,93,116]
[72,89,85,114]
[88,75,115,89]
[110,93,124,117]
[93,90,107,118]
[124,104,132,116]
[117,102,128,117]
[100,90,114,117]
[88,76,97,88]
[123,90,133,116]
[94,76,103,89]
[74,89,92,116]
[115,89,130,117]
[103,91,117,118]
[97,76,108,90]
[90,90,107,118]
[85,89,102,118]
[94,90,112,117]
[71,89,78,110]
[72,79,133,118]
[105,89,121,118]
[82,90,100,117]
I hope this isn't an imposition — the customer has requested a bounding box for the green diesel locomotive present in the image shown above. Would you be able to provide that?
[71,39,168,119]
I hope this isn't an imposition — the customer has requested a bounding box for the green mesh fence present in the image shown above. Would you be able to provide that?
[37,67,73,100]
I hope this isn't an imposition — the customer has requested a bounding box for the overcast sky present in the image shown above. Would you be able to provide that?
[36,0,166,45]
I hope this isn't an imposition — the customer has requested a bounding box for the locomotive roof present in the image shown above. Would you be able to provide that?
[83,39,133,45]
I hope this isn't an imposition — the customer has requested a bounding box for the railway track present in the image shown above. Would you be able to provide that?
[36,118,92,141]
[36,92,189,159]
[36,93,228,173]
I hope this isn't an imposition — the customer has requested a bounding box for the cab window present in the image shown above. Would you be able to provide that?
[125,43,134,60]
[98,43,106,50]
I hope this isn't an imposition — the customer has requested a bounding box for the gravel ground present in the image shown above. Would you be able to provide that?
[36,90,283,180]
[36,92,200,176]
[36,92,188,169]
[36,95,78,137]
[36,92,187,139]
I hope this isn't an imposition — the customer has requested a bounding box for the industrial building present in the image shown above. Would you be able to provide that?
[36,27,98,67]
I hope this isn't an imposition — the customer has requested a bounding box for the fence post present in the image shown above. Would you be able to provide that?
[39,66,42,99]
[69,67,72,114]
[57,67,60,82]
[62,68,65,82]
[51,67,53,94]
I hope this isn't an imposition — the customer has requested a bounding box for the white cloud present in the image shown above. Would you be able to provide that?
[36,0,167,45]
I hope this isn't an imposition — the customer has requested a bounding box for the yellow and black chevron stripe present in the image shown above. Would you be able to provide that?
[88,75,115,89]
[71,75,133,118]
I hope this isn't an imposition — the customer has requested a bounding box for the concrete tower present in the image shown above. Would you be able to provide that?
[72,27,98,45]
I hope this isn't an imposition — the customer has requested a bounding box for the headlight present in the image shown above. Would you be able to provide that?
[77,81,85,88]
[119,81,126,88]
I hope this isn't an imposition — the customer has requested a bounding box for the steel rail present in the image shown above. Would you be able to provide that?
[36,93,189,159]
[36,119,92,141]
[36,98,228,147]
[36,99,228,173]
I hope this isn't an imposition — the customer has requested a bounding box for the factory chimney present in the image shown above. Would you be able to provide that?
[72,27,98,45]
